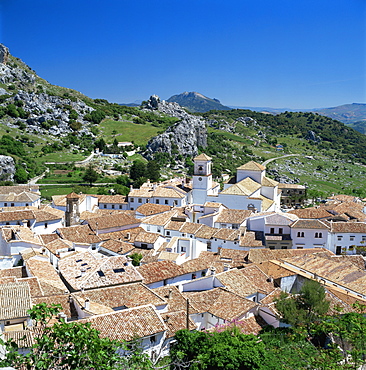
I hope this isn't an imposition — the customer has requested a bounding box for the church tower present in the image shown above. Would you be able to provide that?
[65,192,80,227]
[192,153,212,204]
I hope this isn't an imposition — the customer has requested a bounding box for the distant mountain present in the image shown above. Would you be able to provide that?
[312,103,366,125]
[167,92,231,113]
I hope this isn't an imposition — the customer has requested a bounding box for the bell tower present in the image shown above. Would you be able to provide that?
[192,154,212,204]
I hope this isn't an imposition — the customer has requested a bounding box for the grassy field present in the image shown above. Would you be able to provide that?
[99,119,161,146]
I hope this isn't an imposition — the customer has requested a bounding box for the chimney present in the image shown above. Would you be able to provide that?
[84,298,90,311]
[125,257,132,266]
[168,288,173,299]
[95,221,99,236]
[58,312,67,323]
[22,219,28,228]
[80,268,86,277]
[126,232,131,240]
[217,247,222,256]
[210,266,216,276]
[223,263,230,271]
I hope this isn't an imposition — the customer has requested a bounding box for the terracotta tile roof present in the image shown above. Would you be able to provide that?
[26,257,69,295]
[215,209,252,224]
[331,255,366,270]
[288,208,332,219]
[180,222,203,234]
[100,239,134,254]
[33,295,78,319]
[20,248,44,261]
[0,266,26,278]
[194,153,212,161]
[100,227,145,243]
[52,195,67,207]
[240,231,263,247]
[264,212,299,225]
[57,225,101,244]
[185,288,257,321]
[330,222,366,233]
[0,191,40,203]
[142,209,188,226]
[0,210,35,222]
[136,203,171,216]
[280,254,366,295]
[216,266,275,297]
[80,305,167,342]
[194,224,217,239]
[181,256,225,275]
[58,251,143,291]
[259,287,283,305]
[39,233,60,245]
[255,261,295,279]
[165,220,185,231]
[21,277,43,298]
[153,186,187,199]
[0,282,32,320]
[3,330,35,348]
[237,161,266,171]
[161,310,197,338]
[248,248,332,264]
[204,201,224,208]
[212,228,240,241]
[66,192,80,199]
[278,183,306,189]
[221,177,261,196]
[153,285,193,313]
[86,213,140,231]
[33,209,63,222]
[262,176,278,187]
[134,230,160,244]
[72,282,165,311]
[259,195,274,211]
[290,219,330,229]
[137,260,187,284]
[44,238,73,255]
[328,194,361,202]
[97,195,127,204]
[0,185,39,194]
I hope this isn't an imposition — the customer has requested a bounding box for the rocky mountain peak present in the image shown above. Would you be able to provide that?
[143,95,207,160]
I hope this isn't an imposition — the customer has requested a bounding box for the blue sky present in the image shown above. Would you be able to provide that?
[1,0,365,108]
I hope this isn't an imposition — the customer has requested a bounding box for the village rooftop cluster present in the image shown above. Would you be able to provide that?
[0,154,366,360]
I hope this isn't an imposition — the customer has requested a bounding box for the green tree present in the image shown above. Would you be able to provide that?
[14,167,28,184]
[82,164,99,186]
[275,280,330,330]
[146,160,160,182]
[130,160,146,181]
[170,328,266,370]
[0,303,153,370]
[129,253,143,266]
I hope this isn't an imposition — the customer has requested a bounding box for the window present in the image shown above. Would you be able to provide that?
[181,247,186,252]
[166,231,171,236]
[270,228,275,234]
[111,204,115,209]
[163,279,168,286]
[45,223,48,228]
[103,204,107,208]
[362,236,366,241]
[138,198,142,203]
[119,205,122,209]
[11,203,14,207]
[165,200,169,205]
[192,274,196,279]
[130,198,134,202]
[150,335,156,344]
[222,224,227,228]
[350,236,355,241]
[337,236,343,241]
[157,229,161,233]
[4,203,7,207]
[207,242,212,250]
[278,228,283,234]
[299,191,303,195]
[201,271,206,277]
[25,203,29,207]
[297,232,304,238]
[281,246,287,249]
[156,199,159,204]
[173,200,177,206]
[130,207,134,210]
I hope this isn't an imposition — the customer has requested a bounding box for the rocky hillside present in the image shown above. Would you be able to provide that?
[0,44,95,136]
[143,95,207,160]
[167,91,231,113]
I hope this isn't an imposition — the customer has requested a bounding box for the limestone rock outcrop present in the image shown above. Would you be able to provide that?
[143,95,207,159]
[0,155,15,181]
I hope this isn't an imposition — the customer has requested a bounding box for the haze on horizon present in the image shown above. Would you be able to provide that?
[1,0,365,109]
